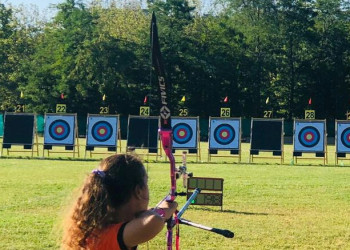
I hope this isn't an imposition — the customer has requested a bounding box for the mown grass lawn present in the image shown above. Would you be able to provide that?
[0,155,349,249]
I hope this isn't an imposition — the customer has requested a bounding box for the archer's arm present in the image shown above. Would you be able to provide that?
[123,201,178,248]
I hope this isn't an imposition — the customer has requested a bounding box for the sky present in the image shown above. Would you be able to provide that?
[4,0,214,11]
[3,0,214,17]
[4,0,64,10]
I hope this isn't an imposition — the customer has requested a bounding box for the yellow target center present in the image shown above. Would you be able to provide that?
[100,128,106,134]
[222,131,228,137]
[57,127,63,133]
[179,131,185,137]
[306,134,313,140]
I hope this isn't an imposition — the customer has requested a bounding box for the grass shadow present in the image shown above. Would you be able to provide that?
[190,206,271,216]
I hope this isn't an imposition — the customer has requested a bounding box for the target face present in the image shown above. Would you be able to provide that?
[209,118,240,149]
[49,120,70,141]
[173,123,193,144]
[336,121,350,153]
[87,115,118,146]
[171,118,198,149]
[44,114,76,145]
[294,121,325,152]
[298,126,320,148]
[92,122,113,141]
[214,124,235,145]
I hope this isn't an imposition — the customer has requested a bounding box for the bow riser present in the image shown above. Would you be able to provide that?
[159,129,176,201]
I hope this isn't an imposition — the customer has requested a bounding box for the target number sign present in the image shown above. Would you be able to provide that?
[140,106,150,116]
[305,110,315,119]
[56,104,66,113]
[15,104,25,113]
[220,108,230,117]
[346,111,350,120]
[263,110,273,118]
[179,108,188,117]
[99,106,109,114]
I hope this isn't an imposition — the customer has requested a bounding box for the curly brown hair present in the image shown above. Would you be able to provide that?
[61,154,146,249]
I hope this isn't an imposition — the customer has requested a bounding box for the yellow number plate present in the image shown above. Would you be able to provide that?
[305,110,315,119]
[140,106,150,116]
[56,104,66,113]
[220,108,230,117]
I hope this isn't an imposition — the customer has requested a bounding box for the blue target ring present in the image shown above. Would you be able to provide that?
[340,128,350,148]
[173,123,193,144]
[214,124,235,145]
[298,126,320,148]
[92,121,113,142]
[49,119,70,141]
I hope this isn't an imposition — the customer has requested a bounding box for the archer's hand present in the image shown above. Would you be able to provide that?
[157,200,178,220]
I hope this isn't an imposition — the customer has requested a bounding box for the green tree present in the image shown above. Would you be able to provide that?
[309,0,350,119]
[0,4,16,110]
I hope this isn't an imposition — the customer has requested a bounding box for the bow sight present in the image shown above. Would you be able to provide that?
[175,151,193,189]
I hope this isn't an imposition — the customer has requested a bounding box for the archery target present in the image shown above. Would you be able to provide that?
[127,116,159,149]
[294,121,325,152]
[3,113,35,145]
[44,114,76,145]
[49,120,70,141]
[209,118,240,149]
[298,126,320,148]
[250,119,283,151]
[86,115,118,146]
[336,121,350,153]
[173,123,192,144]
[171,118,198,149]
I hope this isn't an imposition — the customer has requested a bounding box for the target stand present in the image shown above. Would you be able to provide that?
[249,118,284,164]
[84,114,121,158]
[335,120,350,165]
[293,119,327,165]
[171,117,201,162]
[43,113,80,158]
[1,112,39,157]
[126,116,161,160]
[208,117,241,162]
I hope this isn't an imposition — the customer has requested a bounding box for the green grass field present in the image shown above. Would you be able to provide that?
[0,141,350,249]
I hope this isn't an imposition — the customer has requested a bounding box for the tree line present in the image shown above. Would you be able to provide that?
[0,0,349,120]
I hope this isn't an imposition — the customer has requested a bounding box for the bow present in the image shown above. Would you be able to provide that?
[150,12,178,249]
[151,12,234,250]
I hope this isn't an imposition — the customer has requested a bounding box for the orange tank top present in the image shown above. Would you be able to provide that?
[87,223,136,250]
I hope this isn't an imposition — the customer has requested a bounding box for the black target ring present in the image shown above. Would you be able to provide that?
[298,126,320,148]
[91,121,113,142]
[340,127,350,148]
[214,124,235,145]
[173,123,193,144]
[49,119,70,141]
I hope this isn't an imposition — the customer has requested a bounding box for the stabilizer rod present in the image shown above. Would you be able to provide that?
[179,218,234,238]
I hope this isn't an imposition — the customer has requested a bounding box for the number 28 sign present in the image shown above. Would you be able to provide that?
[305,110,315,120]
